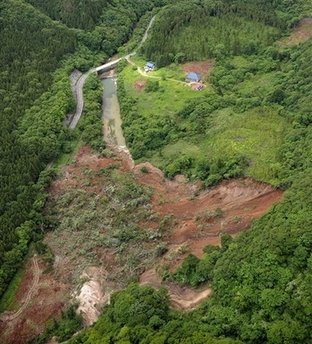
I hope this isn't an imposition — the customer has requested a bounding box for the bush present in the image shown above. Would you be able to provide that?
[145,80,160,93]
[141,166,149,174]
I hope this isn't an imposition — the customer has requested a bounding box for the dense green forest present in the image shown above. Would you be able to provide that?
[0,0,77,297]
[0,0,165,298]
[68,284,242,344]
[25,0,110,29]
[26,0,166,30]
[142,0,306,66]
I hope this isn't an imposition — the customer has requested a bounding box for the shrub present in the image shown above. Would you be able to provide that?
[141,166,149,174]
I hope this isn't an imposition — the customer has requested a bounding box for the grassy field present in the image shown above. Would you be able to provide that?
[122,58,211,116]
[130,55,187,81]
[201,106,287,184]
[120,54,290,185]
[147,106,287,185]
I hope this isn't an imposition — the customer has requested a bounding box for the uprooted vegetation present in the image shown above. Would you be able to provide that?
[45,150,161,286]
[20,145,280,318]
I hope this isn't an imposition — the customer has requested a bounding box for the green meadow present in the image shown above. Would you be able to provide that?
[119,55,289,185]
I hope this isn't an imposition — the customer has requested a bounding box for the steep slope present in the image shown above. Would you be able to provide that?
[0,0,77,296]
[0,0,166,298]
[25,0,109,29]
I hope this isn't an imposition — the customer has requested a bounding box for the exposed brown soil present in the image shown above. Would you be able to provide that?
[0,256,69,344]
[0,146,283,342]
[181,60,215,79]
[134,79,146,91]
[140,268,212,310]
[134,162,283,268]
[51,147,283,274]
[278,17,312,47]
[135,161,282,307]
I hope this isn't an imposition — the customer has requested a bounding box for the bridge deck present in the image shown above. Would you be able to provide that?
[95,58,122,72]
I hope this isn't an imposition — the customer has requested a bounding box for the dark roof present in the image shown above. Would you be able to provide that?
[186,72,200,81]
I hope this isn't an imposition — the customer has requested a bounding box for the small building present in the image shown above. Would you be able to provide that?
[144,62,156,72]
[186,72,201,83]
[196,84,204,91]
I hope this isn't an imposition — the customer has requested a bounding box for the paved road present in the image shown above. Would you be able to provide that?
[69,15,157,129]
[69,70,94,129]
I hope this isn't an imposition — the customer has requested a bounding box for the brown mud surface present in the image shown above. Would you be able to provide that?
[1,146,283,343]
[278,17,312,47]
[181,60,215,79]
[134,162,283,270]
[134,80,146,91]
[0,257,69,344]
[50,147,283,288]
[140,268,212,310]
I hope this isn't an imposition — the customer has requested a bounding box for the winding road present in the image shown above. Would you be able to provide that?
[69,15,156,130]
[69,70,94,129]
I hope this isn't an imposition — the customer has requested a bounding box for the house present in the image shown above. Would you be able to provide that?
[186,72,201,83]
[144,62,156,72]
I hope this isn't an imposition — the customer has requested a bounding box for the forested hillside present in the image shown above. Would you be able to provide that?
[25,0,109,29]
[0,0,77,296]
[0,0,165,297]
[143,0,306,66]
[26,0,166,30]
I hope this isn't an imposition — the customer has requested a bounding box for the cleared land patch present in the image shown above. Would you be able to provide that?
[120,54,289,185]
[181,59,215,80]
[278,17,312,47]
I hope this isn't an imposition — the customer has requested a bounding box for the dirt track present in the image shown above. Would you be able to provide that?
[0,255,40,323]
[140,268,212,310]
[0,256,68,344]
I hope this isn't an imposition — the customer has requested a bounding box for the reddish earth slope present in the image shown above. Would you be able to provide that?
[0,147,283,343]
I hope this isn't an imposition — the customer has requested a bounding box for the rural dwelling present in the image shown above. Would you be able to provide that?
[144,61,156,72]
[186,72,201,82]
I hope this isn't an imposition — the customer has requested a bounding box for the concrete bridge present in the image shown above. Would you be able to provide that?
[69,15,156,129]
[95,58,122,74]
